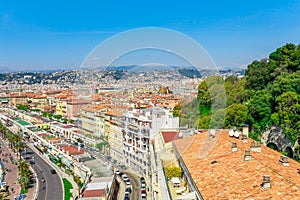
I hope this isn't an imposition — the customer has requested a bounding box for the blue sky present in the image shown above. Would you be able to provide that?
[0,0,300,71]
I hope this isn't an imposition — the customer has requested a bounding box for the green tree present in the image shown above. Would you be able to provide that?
[165,167,183,179]
[247,90,273,130]
[224,104,248,129]
[275,91,300,144]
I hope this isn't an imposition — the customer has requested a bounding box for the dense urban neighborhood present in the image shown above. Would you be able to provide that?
[1,1,300,199]
[0,53,300,200]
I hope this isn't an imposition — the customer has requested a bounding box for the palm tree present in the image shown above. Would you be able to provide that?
[0,191,9,200]
[19,176,30,190]
[0,123,7,139]
[18,161,31,190]
[18,160,29,172]
[14,141,26,160]
[6,132,15,149]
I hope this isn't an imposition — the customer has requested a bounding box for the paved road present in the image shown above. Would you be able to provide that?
[26,145,63,200]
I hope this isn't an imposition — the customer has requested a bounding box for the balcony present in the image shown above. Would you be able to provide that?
[128,124,139,133]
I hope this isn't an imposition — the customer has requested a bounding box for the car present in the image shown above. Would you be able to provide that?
[141,193,147,197]
[120,165,127,170]
[141,187,146,193]
[125,180,131,186]
[125,187,131,193]
[50,169,56,174]
[119,172,124,177]
[115,170,120,175]
[72,141,78,146]
[141,183,146,188]
[140,177,145,184]
[41,178,45,183]
[124,193,130,200]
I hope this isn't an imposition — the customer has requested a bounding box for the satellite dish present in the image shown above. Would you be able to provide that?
[210,129,216,138]
[229,130,234,137]
[179,132,183,137]
[234,130,240,138]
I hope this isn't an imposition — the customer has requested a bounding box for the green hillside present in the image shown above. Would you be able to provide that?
[181,43,300,151]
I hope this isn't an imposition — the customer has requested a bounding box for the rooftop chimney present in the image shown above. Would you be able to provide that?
[231,142,238,152]
[262,175,271,189]
[242,134,248,144]
[242,125,249,137]
[250,141,261,153]
[279,155,289,166]
[244,150,251,161]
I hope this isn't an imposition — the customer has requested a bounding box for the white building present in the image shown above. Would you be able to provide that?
[122,107,179,175]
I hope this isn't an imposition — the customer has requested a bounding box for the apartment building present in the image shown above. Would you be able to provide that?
[81,105,98,136]
[122,107,179,175]
[107,109,124,162]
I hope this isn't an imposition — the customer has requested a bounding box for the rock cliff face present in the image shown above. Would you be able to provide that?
[261,126,294,157]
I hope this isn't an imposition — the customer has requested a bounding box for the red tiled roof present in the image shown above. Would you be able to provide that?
[82,189,106,197]
[161,131,180,143]
[173,130,300,200]
[37,133,48,137]
[59,145,84,155]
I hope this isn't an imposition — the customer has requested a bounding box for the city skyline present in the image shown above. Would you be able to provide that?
[1,1,300,71]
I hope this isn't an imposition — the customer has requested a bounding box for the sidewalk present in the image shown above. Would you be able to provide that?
[0,139,36,200]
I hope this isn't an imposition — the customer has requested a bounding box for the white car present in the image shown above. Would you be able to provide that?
[125,180,131,185]
[141,193,147,198]
[122,174,128,181]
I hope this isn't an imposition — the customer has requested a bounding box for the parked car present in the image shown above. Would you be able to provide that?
[120,165,127,170]
[125,180,131,186]
[125,187,131,193]
[50,169,56,174]
[141,187,146,193]
[141,193,147,200]
[122,174,129,182]
[124,193,130,200]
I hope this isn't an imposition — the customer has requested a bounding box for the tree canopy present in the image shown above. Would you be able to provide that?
[180,43,300,146]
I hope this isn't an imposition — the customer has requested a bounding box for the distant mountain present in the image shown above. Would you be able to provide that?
[0,67,12,73]
[178,68,202,78]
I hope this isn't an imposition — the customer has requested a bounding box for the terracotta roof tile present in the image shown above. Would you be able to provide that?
[173,130,300,200]
[82,189,106,197]
[161,131,180,143]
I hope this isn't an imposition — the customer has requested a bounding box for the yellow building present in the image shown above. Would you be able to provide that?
[10,94,27,107]
[106,109,124,162]
[36,123,50,130]
[56,100,63,116]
